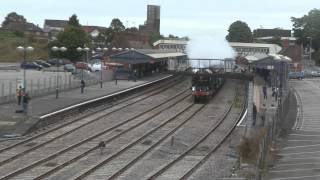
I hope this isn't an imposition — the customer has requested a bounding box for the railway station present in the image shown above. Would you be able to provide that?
[1,1,320,180]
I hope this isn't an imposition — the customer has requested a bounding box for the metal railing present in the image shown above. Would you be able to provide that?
[0,70,114,104]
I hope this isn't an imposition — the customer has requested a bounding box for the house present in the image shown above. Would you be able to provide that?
[43,19,68,32]
[83,26,107,38]
[43,19,68,40]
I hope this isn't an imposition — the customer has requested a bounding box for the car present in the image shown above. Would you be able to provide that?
[75,62,92,71]
[60,58,72,65]
[47,58,63,66]
[289,71,304,79]
[88,63,102,72]
[34,60,51,68]
[21,62,43,70]
[63,64,76,73]
[311,71,320,77]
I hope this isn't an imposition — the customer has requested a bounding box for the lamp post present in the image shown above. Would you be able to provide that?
[77,47,90,83]
[77,47,90,94]
[17,46,34,94]
[51,46,67,98]
[309,37,312,66]
[96,47,108,88]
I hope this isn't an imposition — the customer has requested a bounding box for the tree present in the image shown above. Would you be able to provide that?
[292,9,320,64]
[125,27,139,33]
[168,34,179,38]
[2,12,26,27]
[109,18,125,32]
[226,21,253,43]
[111,35,130,48]
[68,14,81,27]
[292,9,320,50]
[49,14,89,61]
[148,32,164,46]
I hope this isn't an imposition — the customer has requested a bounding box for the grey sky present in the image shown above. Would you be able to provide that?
[1,0,318,37]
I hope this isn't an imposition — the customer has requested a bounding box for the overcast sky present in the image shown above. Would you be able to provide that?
[1,0,318,37]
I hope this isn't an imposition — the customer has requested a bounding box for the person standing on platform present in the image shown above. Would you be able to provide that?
[22,93,31,113]
[80,80,85,93]
[16,86,23,105]
[262,85,267,100]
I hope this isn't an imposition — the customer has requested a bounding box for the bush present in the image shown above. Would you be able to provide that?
[238,129,266,163]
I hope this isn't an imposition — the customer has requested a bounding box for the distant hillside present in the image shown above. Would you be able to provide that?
[0,31,49,62]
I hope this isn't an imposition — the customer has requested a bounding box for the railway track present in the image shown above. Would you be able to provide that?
[69,81,243,180]
[33,91,192,180]
[152,86,245,180]
[0,78,190,179]
[0,76,189,177]
[0,76,183,162]
[73,101,205,180]
[180,88,246,180]
[0,76,180,153]
[145,91,238,180]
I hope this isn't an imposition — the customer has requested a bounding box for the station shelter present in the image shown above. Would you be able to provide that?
[251,54,291,97]
[110,49,187,78]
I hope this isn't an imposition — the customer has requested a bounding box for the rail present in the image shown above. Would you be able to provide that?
[0,84,188,179]
[28,75,173,133]
[147,88,238,179]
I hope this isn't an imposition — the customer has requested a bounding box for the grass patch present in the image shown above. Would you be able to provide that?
[0,31,49,62]
[237,129,266,164]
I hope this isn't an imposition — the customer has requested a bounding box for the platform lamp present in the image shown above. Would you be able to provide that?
[17,46,34,94]
[96,47,108,88]
[51,46,67,98]
[77,47,90,82]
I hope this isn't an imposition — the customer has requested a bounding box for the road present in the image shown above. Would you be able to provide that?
[268,78,320,180]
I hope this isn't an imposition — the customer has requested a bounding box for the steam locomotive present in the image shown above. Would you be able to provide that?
[191,68,224,103]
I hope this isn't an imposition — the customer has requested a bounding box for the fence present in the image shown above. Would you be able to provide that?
[255,88,295,179]
[0,70,114,104]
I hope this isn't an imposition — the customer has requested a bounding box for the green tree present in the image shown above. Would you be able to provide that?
[109,18,125,32]
[50,14,89,61]
[68,14,81,27]
[292,9,320,57]
[148,32,164,46]
[168,34,179,38]
[101,28,115,45]
[226,21,253,42]
[125,27,139,33]
[1,12,26,27]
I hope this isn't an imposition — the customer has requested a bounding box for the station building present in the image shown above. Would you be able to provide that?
[229,42,282,55]
[153,39,188,52]
[110,49,187,78]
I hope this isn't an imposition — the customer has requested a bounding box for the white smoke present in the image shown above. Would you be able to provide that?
[186,34,236,68]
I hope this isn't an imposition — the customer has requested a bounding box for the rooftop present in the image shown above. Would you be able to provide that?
[153,39,188,46]
[44,19,68,28]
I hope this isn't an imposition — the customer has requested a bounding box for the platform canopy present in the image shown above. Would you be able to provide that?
[252,54,291,70]
[110,49,187,64]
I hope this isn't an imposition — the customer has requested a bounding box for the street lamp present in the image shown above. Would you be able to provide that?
[96,47,108,88]
[51,46,67,98]
[77,47,90,82]
[308,37,312,66]
[17,46,34,94]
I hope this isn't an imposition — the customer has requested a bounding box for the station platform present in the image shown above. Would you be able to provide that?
[253,75,279,127]
[0,74,169,138]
